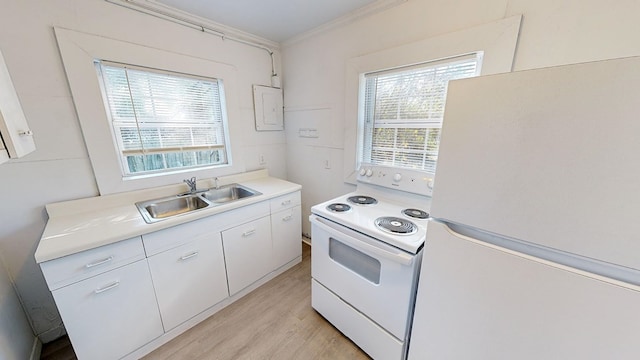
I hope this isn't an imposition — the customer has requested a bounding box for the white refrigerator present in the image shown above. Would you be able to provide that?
[408,56,640,359]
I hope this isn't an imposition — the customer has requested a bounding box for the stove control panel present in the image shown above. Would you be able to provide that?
[356,163,434,196]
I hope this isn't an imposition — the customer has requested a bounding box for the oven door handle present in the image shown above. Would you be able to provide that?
[310,215,414,266]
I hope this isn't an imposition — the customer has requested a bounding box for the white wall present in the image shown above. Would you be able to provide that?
[281,0,640,238]
[4,0,640,346]
[0,257,35,360]
[0,0,284,341]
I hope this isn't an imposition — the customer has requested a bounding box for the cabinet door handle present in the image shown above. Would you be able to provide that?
[94,281,120,294]
[85,256,113,268]
[282,215,293,221]
[242,229,256,237]
[179,252,199,261]
[281,200,291,206]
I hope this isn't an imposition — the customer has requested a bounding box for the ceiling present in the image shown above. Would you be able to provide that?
[153,0,380,43]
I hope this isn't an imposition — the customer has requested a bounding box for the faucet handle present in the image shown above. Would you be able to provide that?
[183,177,197,192]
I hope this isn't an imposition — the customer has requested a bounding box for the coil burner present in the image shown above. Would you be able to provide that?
[375,217,418,235]
[402,208,430,219]
[347,195,378,205]
[327,203,352,212]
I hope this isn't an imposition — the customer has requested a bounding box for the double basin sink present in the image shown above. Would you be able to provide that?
[136,184,262,224]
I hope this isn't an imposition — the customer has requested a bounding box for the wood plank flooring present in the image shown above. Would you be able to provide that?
[40,335,76,360]
[42,242,369,360]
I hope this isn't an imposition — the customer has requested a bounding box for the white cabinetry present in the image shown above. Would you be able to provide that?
[0,49,35,163]
[222,215,273,295]
[40,188,302,359]
[43,238,163,360]
[270,192,302,269]
[145,218,229,331]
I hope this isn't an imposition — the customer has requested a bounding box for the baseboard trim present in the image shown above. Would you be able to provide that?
[29,337,42,360]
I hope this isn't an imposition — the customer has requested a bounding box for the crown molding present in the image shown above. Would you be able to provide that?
[282,0,408,47]
[107,0,281,51]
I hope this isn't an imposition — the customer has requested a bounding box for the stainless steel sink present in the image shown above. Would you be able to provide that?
[200,184,261,204]
[136,194,210,224]
[136,183,261,223]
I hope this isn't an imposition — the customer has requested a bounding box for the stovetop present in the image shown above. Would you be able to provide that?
[311,164,435,254]
[311,190,431,254]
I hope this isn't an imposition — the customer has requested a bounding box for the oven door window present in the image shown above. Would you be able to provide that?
[329,238,381,284]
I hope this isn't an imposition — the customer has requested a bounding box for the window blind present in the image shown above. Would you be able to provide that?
[361,54,480,173]
[98,62,228,176]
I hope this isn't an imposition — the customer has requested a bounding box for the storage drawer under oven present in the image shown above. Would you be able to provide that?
[309,214,422,340]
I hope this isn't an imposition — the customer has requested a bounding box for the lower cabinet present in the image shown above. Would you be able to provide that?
[147,232,229,331]
[51,259,163,360]
[222,216,273,295]
[41,190,302,359]
[272,205,302,269]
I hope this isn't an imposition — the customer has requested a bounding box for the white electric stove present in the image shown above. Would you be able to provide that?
[310,164,434,360]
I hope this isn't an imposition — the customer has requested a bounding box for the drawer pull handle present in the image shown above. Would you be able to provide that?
[180,252,199,261]
[281,200,291,206]
[242,229,256,237]
[85,256,113,268]
[282,215,293,221]
[94,281,120,294]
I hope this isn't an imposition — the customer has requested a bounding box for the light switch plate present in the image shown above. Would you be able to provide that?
[253,85,283,131]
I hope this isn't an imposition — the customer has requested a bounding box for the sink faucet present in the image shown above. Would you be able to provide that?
[214,177,220,189]
[184,177,197,193]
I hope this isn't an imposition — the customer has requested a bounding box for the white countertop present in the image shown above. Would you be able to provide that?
[35,170,301,263]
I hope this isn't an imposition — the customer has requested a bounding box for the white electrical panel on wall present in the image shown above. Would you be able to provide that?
[0,48,35,164]
[253,85,283,131]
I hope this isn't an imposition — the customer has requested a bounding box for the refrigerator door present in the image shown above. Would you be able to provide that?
[408,221,640,360]
[431,56,640,271]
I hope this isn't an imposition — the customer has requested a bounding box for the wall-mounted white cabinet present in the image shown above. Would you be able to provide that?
[0,49,35,163]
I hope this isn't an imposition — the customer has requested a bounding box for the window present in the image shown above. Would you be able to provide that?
[97,62,230,177]
[359,54,481,173]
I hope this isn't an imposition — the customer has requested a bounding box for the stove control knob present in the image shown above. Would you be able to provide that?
[365,169,373,177]
[427,179,434,189]
[393,173,402,182]
[359,167,367,176]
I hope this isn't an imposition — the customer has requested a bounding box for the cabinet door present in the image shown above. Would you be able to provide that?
[222,216,272,295]
[0,49,35,160]
[271,205,302,269]
[52,259,163,360]
[147,232,229,331]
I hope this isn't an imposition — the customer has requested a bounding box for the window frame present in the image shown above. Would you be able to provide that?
[358,53,482,173]
[95,61,232,177]
[343,15,523,184]
[55,27,243,195]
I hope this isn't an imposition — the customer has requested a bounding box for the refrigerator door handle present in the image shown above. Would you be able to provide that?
[440,220,640,290]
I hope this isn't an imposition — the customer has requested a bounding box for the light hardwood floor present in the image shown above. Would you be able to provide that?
[143,242,370,360]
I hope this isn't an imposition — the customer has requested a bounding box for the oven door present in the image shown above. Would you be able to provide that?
[310,214,422,340]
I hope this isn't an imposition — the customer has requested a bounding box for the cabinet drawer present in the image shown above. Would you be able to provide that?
[40,237,145,291]
[270,191,301,213]
[143,201,270,256]
[142,215,221,257]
